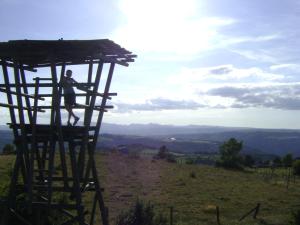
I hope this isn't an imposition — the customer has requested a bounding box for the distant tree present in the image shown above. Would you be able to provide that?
[2,144,15,155]
[282,153,293,167]
[157,145,168,159]
[243,155,255,167]
[155,145,176,163]
[273,156,282,166]
[263,160,271,166]
[293,160,300,176]
[216,138,243,169]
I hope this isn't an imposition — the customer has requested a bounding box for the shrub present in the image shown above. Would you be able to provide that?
[190,171,196,178]
[293,160,300,176]
[290,209,300,225]
[116,199,168,225]
[283,153,293,167]
[155,146,176,163]
[273,156,282,166]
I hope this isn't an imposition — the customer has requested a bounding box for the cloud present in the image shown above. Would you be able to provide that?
[205,84,300,110]
[270,64,300,71]
[174,65,285,85]
[209,66,233,75]
[231,49,278,63]
[114,98,203,112]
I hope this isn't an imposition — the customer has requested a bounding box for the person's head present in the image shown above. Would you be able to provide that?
[66,70,72,77]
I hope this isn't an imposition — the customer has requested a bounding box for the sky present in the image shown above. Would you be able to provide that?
[1,0,300,129]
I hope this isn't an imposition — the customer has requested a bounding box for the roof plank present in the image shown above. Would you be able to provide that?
[0,39,136,67]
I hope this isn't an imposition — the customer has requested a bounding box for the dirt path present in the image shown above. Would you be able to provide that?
[101,151,165,223]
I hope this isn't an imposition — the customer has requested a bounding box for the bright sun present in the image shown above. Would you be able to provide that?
[113,0,234,55]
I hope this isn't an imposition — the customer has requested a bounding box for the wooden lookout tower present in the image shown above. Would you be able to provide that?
[0,39,136,225]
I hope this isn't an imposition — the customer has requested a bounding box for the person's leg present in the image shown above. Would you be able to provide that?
[67,105,79,126]
[66,105,72,125]
[71,94,79,125]
[72,106,79,125]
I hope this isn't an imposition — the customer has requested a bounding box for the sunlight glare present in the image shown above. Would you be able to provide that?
[114,0,234,55]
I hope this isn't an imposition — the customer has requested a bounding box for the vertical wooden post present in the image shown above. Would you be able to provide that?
[56,64,69,188]
[90,150,109,225]
[78,59,94,180]
[1,61,19,225]
[84,59,94,119]
[20,65,33,124]
[69,141,85,225]
[33,78,44,182]
[88,63,115,225]
[90,194,98,225]
[13,62,30,183]
[92,62,115,148]
[47,63,57,204]
[82,61,104,188]
[1,61,18,137]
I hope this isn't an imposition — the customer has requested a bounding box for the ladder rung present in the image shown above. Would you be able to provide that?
[33,77,52,81]
[33,185,72,192]
[32,202,79,209]
[33,169,51,173]
[35,176,94,182]
[34,157,50,160]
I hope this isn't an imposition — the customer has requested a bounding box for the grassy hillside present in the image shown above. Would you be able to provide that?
[0,152,299,225]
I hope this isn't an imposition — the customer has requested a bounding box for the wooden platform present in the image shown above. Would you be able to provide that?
[10,124,96,142]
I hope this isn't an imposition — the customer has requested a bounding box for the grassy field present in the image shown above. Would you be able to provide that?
[0,152,299,225]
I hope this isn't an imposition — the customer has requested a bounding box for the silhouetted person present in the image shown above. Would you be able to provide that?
[61,69,80,126]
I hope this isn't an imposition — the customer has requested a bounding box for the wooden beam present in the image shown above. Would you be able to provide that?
[0,82,95,88]
[0,88,45,100]
[0,103,45,112]
[38,92,116,100]
[0,60,37,72]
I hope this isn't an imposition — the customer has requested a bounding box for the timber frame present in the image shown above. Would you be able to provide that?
[0,39,136,225]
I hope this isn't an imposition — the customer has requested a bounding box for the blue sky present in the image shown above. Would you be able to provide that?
[1,0,300,129]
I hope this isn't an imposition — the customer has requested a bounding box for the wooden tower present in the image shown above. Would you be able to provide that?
[0,39,136,225]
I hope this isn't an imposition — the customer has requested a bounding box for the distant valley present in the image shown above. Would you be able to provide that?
[1,123,300,157]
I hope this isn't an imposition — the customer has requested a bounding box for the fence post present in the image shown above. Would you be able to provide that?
[105,207,109,224]
[216,206,221,225]
[169,206,173,225]
[253,203,260,219]
[286,167,291,189]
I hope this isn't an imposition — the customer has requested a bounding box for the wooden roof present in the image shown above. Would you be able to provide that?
[0,39,136,68]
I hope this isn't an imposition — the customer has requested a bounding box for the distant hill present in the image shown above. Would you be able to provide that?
[99,123,300,157]
[100,123,248,136]
[0,130,13,150]
[0,123,299,156]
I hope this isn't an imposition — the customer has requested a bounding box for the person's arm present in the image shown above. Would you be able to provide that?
[71,78,78,84]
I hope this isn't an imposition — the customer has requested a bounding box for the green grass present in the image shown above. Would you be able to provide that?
[0,152,299,225]
[155,163,300,225]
